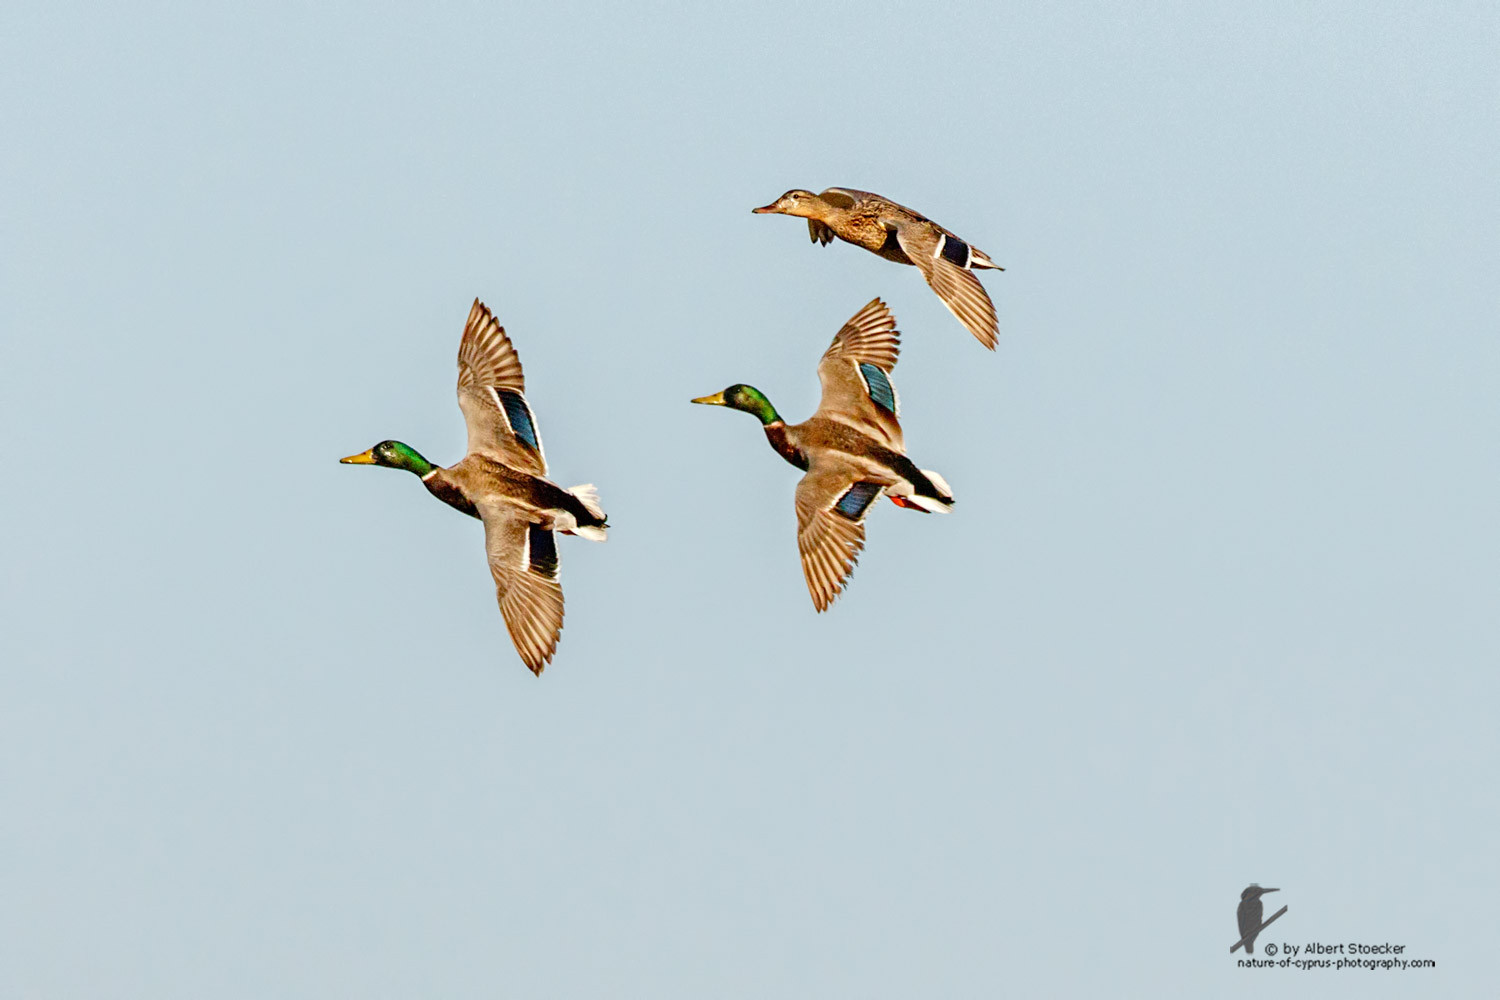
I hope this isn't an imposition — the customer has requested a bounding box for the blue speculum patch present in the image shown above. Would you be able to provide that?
[939,235,970,267]
[835,481,882,520]
[499,389,541,453]
[528,524,559,577]
[859,363,897,415]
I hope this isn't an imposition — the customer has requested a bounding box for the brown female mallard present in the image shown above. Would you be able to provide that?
[754,187,1003,349]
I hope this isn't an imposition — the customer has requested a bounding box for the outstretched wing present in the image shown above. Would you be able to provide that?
[814,298,903,451]
[818,187,873,209]
[456,299,548,475]
[892,222,999,350]
[794,460,885,612]
[477,500,565,675]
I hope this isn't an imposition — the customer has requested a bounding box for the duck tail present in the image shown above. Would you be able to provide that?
[922,469,953,498]
[970,248,1004,271]
[566,484,608,541]
[567,483,605,519]
[888,468,955,514]
[908,468,955,513]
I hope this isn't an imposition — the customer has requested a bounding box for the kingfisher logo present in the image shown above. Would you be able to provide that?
[1229,884,1436,971]
[1231,884,1287,954]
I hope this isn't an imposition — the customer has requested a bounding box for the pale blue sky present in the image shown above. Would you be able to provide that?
[3,2,1497,996]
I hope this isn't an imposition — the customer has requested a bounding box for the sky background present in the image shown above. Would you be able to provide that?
[3,1,1497,996]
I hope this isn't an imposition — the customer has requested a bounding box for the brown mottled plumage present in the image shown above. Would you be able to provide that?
[754,187,1003,349]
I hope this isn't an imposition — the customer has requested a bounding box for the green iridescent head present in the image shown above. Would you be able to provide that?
[339,440,435,476]
[691,384,780,425]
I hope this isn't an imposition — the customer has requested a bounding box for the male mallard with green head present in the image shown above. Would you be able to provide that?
[341,299,607,675]
[692,298,953,611]
[753,187,1003,350]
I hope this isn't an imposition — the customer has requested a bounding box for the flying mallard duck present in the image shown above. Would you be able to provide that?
[340,299,607,675]
[753,187,1003,350]
[692,298,953,611]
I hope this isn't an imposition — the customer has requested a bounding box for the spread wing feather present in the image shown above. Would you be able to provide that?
[455,299,548,475]
[794,462,881,612]
[814,298,904,450]
[893,223,999,350]
[478,500,565,675]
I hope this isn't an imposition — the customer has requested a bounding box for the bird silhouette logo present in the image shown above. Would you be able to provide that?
[1231,884,1288,953]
